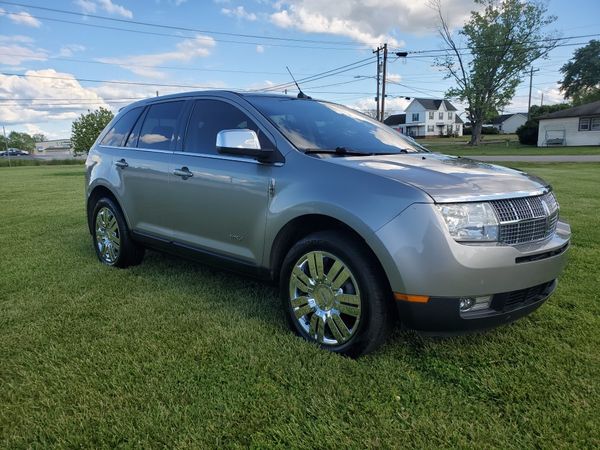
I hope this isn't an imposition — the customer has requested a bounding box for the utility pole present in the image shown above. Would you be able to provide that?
[380,43,388,122]
[527,67,540,120]
[541,92,544,106]
[373,46,382,121]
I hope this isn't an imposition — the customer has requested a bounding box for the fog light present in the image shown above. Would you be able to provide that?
[459,297,475,311]
[459,295,493,312]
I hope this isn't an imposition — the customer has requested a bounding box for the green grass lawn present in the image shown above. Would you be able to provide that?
[425,142,600,156]
[1,164,599,448]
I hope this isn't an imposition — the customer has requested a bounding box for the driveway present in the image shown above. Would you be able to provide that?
[468,155,600,163]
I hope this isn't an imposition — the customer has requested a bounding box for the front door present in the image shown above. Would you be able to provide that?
[168,98,276,266]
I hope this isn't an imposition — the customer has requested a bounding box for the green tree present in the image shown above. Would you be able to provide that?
[71,107,114,154]
[529,103,572,120]
[7,131,35,151]
[32,133,46,143]
[434,0,557,145]
[560,40,600,105]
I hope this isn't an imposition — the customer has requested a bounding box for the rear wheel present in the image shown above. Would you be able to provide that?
[280,231,393,357]
[92,197,144,268]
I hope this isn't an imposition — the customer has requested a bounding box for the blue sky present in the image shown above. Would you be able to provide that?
[0,0,599,138]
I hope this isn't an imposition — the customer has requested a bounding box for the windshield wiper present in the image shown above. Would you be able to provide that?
[304,147,381,156]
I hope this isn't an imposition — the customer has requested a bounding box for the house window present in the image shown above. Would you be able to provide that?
[439,112,444,120]
[579,118,590,131]
[448,112,453,120]
[427,125,434,132]
[428,111,434,120]
[412,113,419,122]
[591,117,600,131]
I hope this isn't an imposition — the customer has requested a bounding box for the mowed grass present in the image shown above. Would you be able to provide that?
[426,142,600,156]
[1,164,599,448]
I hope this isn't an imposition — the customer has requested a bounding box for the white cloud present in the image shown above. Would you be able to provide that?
[3,10,42,28]
[58,44,86,57]
[221,6,257,21]
[74,0,97,13]
[97,0,133,18]
[256,44,265,53]
[0,69,109,125]
[73,0,133,18]
[267,0,474,46]
[97,34,216,78]
[0,44,47,66]
[349,95,412,115]
[23,123,62,140]
[0,34,34,44]
[0,35,47,66]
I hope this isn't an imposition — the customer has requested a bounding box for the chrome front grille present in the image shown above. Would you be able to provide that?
[491,193,559,245]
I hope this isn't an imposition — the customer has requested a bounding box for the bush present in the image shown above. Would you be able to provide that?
[516,120,539,145]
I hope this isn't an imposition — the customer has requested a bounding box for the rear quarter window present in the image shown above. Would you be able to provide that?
[100,107,143,147]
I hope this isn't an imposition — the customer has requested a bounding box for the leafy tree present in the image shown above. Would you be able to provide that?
[6,131,35,151]
[529,103,571,120]
[71,107,114,154]
[32,133,46,143]
[560,40,600,105]
[434,0,557,145]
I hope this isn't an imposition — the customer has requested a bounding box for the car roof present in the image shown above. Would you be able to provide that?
[121,90,313,112]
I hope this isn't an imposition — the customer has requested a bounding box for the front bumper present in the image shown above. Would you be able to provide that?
[396,279,557,333]
[371,203,571,297]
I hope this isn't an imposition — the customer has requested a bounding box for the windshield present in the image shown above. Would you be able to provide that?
[247,96,427,154]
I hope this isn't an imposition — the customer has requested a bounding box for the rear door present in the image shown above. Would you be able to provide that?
[168,98,276,266]
[113,100,187,239]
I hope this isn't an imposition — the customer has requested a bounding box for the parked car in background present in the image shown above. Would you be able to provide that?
[85,91,571,357]
[1,148,29,156]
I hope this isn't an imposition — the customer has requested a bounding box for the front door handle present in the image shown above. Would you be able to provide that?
[173,167,193,179]
[114,158,128,168]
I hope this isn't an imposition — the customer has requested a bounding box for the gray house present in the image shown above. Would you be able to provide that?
[488,113,527,134]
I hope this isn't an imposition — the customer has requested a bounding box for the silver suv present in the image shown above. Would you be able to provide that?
[85,91,570,357]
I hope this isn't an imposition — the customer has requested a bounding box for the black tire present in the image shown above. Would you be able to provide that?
[91,197,144,268]
[280,230,394,357]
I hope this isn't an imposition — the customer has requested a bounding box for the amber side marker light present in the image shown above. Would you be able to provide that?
[394,293,430,303]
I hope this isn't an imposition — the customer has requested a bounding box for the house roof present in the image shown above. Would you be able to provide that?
[383,113,406,126]
[412,98,458,111]
[489,113,527,124]
[538,100,600,120]
[455,115,464,124]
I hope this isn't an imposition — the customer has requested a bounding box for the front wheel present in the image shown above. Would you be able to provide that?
[280,231,394,357]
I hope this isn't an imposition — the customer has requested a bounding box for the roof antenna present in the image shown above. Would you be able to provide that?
[286,66,311,99]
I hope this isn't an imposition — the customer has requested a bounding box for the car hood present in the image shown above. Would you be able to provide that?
[322,152,550,202]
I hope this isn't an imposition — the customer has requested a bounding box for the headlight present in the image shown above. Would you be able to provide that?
[436,202,499,242]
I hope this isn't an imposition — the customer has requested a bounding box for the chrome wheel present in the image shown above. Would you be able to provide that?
[95,207,120,264]
[289,251,361,346]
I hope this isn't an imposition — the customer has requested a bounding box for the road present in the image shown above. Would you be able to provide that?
[468,155,600,163]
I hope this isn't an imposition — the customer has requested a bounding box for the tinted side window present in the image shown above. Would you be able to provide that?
[125,107,147,148]
[184,100,273,155]
[138,101,185,150]
[100,107,143,147]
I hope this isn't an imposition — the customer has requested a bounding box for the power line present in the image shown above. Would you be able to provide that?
[0,2,374,48]
[0,10,370,51]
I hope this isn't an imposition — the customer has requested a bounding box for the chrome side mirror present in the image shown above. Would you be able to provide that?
[216,129,274,161]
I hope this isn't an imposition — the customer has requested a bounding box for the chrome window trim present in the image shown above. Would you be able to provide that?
[97,144,282,166]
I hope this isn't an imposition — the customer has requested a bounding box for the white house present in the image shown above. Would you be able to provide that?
[537,100,600,147]
[384,98,462,137]
[488,113,527,134]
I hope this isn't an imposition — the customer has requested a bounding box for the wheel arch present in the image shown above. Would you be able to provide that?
[269,214,392,293]
[87,184,127,234]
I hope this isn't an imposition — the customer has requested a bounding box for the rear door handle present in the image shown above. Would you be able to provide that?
[173,167,193,179]
[114,158,128,168]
